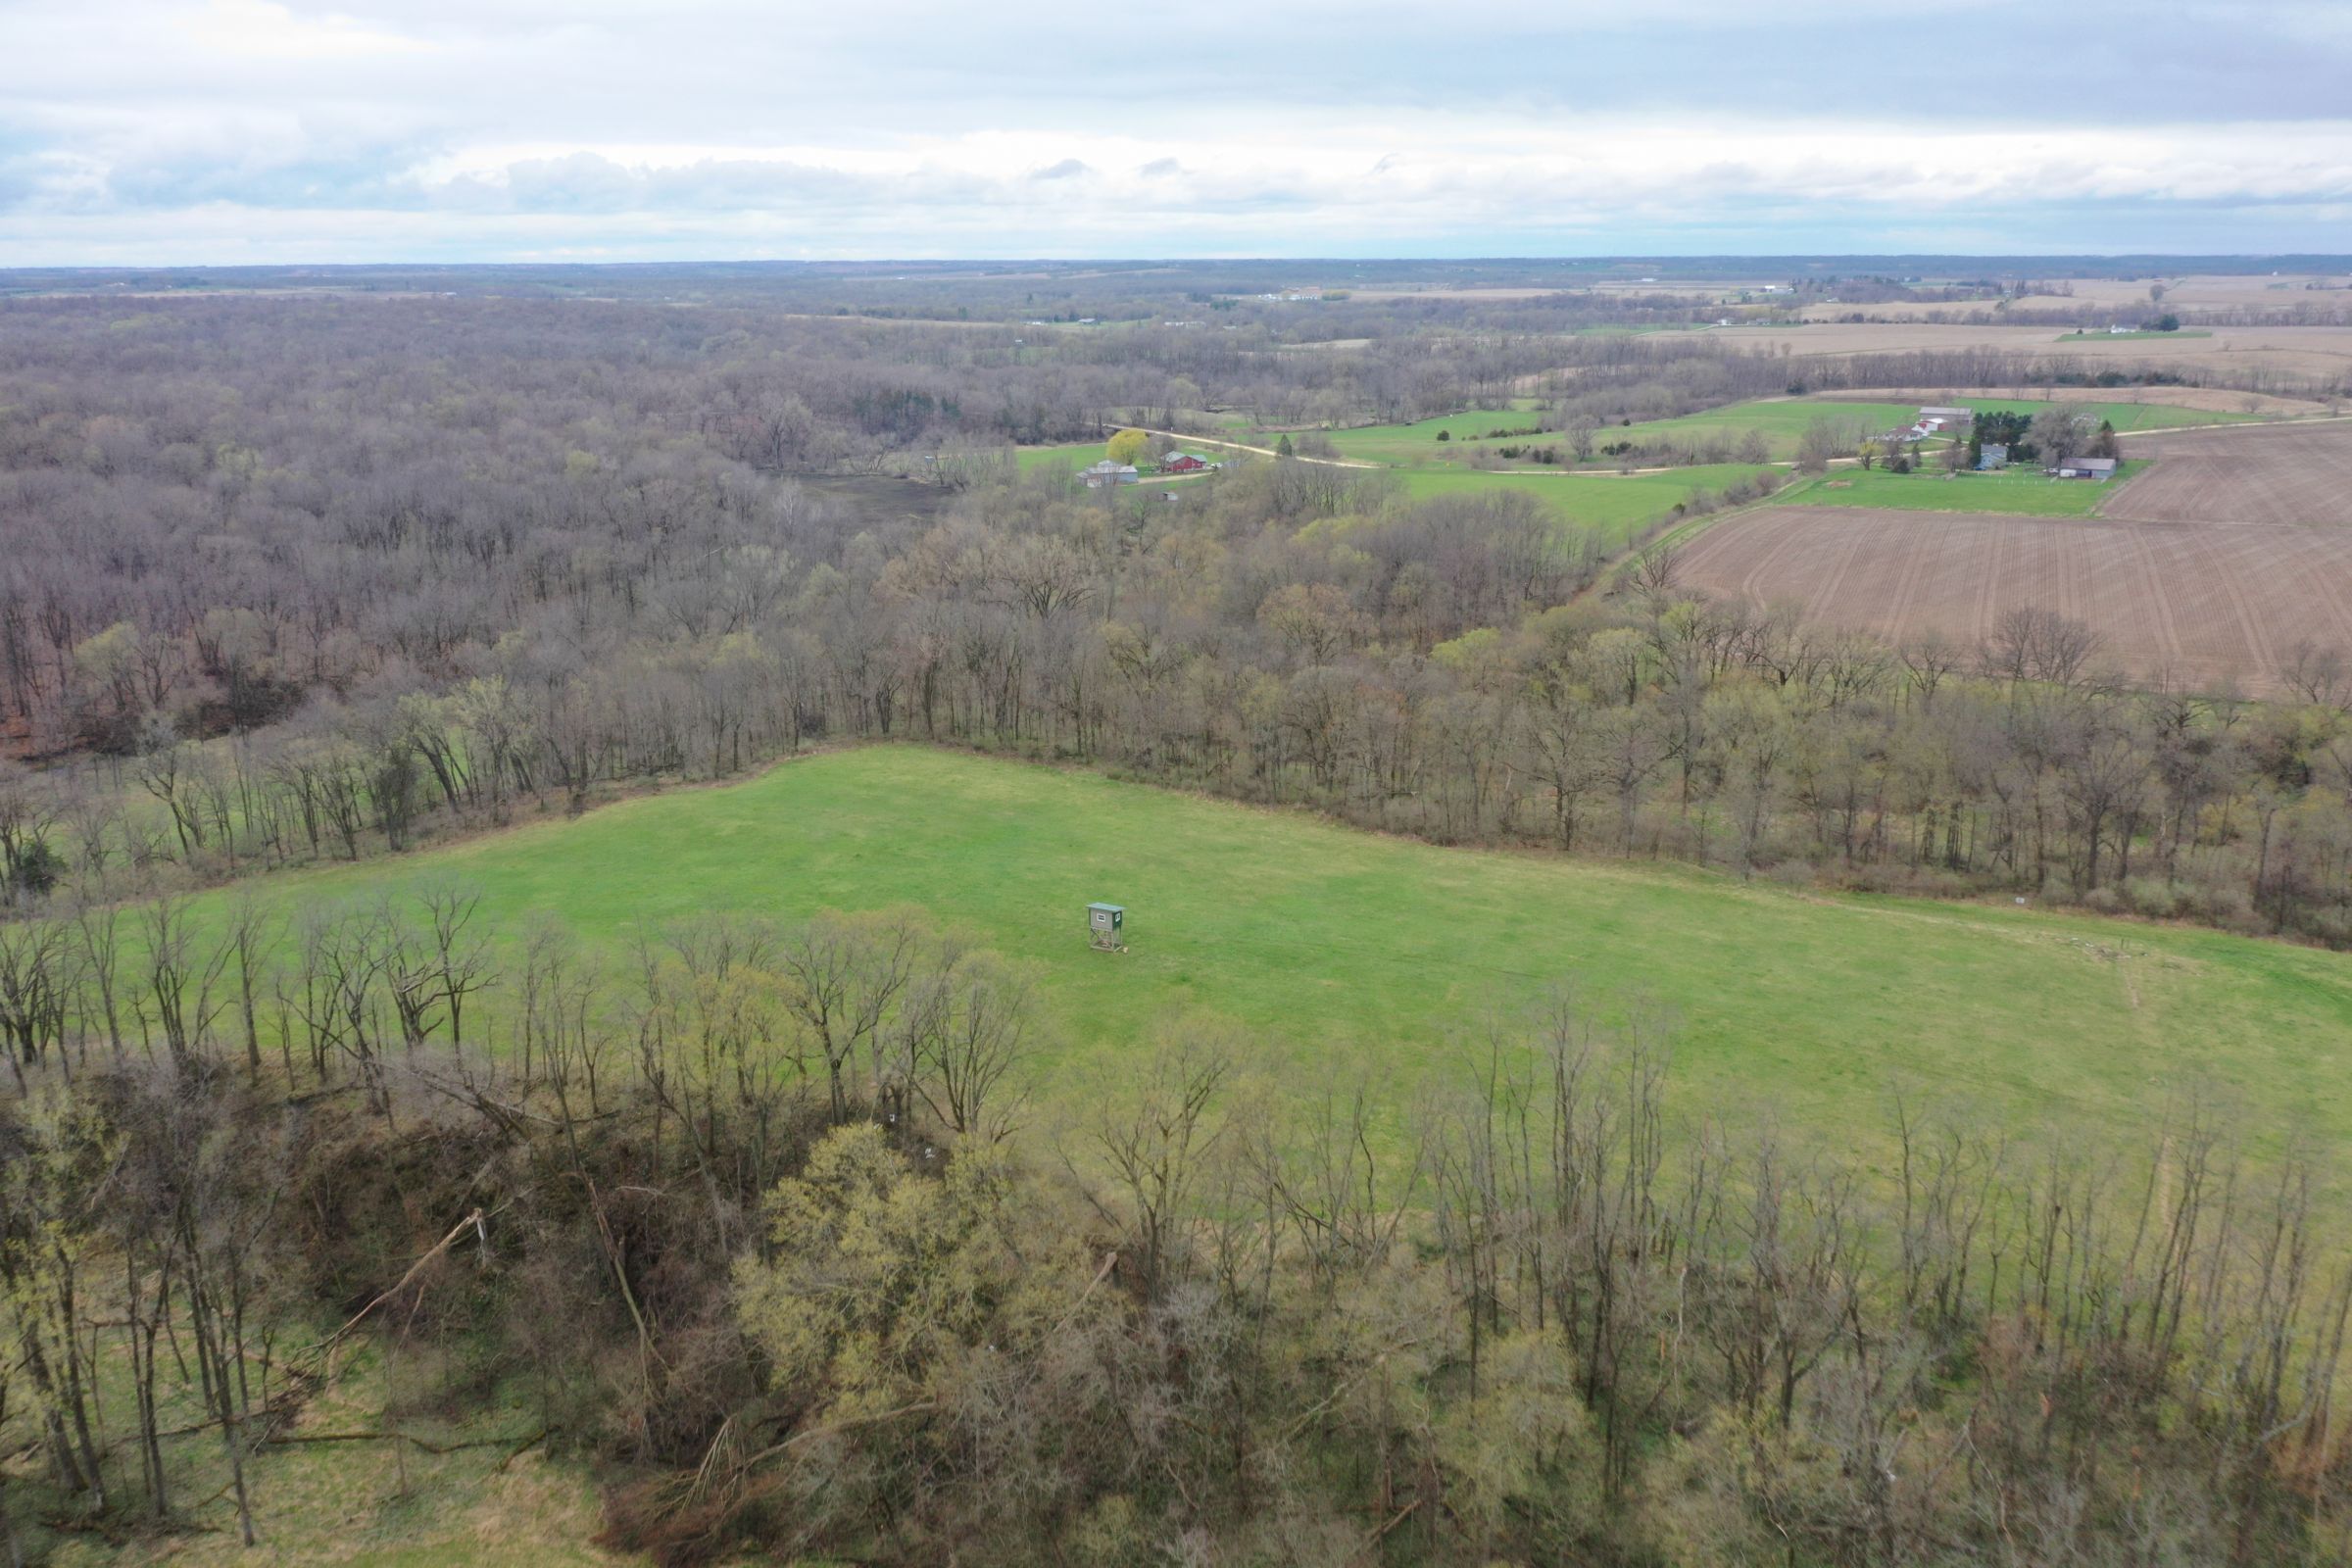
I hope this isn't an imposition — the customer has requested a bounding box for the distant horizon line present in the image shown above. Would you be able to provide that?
[8,252,2352,274]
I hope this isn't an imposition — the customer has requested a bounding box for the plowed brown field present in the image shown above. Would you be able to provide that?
[1675,506,2352,692]
[2107,420,2352,526]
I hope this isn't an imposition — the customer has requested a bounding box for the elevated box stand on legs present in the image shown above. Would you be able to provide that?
[1087,902,1126,953]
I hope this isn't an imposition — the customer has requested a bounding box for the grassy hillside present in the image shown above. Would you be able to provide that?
[176,747,2352,1155]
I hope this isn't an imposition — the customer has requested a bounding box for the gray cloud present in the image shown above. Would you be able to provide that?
[1,0,2350,260]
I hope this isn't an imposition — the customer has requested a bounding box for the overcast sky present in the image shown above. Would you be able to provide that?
[4,0,2350,264]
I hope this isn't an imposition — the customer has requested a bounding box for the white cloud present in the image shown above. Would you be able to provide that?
[175,0,436,59]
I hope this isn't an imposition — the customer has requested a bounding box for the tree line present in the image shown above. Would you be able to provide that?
[4,438,2349,946]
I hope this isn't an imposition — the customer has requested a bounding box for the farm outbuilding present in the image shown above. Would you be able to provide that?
[1082,460,1141,488]
[2052,457,2120,481]
[1160,452,1214,473]
[1919,406,1976,425]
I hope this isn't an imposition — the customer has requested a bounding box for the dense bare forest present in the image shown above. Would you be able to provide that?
[2,292,2349,945]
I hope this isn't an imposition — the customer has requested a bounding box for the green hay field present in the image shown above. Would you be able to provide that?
[1610,400,1924,459]
[1392,465,1778,546]
[1013,440,1109,473]
[171,747,2352,1157]
[1320,408,1545,466]
[1770,461,2150,516]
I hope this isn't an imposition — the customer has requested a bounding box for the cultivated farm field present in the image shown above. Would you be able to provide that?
[1674,506,2352,693]
[2109,419,2352,526]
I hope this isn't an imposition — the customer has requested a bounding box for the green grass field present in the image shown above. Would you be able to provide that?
[1958,398,2251,432]
[1609,400,1924,460]
[1771,461,2150,516]
[1320,409,1545,466]
[1015,440,1109,473]
[1392,465,1778,546]
[170,747,2352,1158]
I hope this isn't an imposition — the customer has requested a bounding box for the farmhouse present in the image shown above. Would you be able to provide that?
[1159,452,1216,473]
[2052,457,2120,481]
[1081,460,1140,488]
[1978,442,2009,470]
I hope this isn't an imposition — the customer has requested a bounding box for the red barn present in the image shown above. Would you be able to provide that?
[1160,452,1212,473]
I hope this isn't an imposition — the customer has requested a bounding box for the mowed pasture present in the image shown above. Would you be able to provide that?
[159,746,2352,1158]
[1392,464,1776,546]
[1675,506,2352,693]
[1610,399,1921,458]
[1320,408,1542,466]
[2109,420,2352,527]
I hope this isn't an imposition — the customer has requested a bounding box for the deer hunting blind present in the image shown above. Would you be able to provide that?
[1087,902,1126,952]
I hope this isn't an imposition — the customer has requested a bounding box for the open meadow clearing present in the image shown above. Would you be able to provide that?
[160,745,2352,1158]
[2109,419,2352,525]
[1674,506,2352,693]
